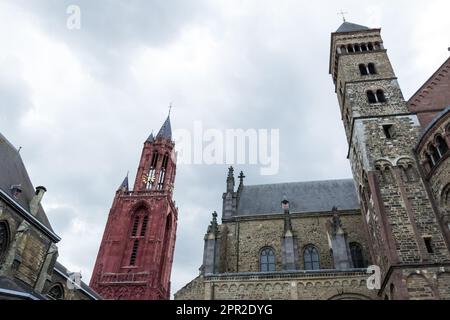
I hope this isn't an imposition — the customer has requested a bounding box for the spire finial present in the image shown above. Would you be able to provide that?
[168,102,173,116]
[238,171,245,184]
[338,10,348,22]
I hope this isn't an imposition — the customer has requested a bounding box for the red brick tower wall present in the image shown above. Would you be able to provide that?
[90,118,178,300]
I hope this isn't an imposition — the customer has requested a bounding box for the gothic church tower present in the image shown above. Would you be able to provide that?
[330,21,450,299]
[90,116,178,300]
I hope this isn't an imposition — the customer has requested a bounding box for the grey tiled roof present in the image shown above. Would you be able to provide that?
[0,276,45,300]
[118,175,129,191]
[0,132,53,230]
[156,116,172,140]
[236,179,360,216]
[336,21,369,33]
[146,132,155,143]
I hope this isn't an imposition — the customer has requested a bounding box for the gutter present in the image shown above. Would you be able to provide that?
[0,188,60,243]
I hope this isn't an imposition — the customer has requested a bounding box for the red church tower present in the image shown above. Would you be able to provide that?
[90,116,178,300]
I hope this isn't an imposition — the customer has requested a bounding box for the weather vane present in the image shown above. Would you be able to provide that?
[338,10,348,22]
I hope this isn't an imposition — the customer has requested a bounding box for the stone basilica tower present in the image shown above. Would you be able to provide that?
[90,116,178,300]
[330,21,450,299]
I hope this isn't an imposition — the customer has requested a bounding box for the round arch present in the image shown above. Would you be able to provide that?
[328,292,372,300]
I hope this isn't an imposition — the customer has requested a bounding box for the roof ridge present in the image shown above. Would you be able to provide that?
[335,21,370,33]
[408,56,450,105]
[243,178,354,188]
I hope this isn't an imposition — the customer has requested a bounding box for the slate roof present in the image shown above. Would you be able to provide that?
[336,21,369,33]
[236,179,360,216]
[53,262,102,300]
[0,132,53,230]
[146,132,155,143]
[118,175,129,191]
[417,105,450,145]
[0,276,45,300]
[156,116,172,140]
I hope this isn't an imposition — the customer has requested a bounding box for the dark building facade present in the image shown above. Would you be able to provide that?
[0,132,100,300]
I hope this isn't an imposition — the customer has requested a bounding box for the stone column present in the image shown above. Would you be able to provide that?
[201,212,219,275]
[327,208,352,270]
[34,243,58,293]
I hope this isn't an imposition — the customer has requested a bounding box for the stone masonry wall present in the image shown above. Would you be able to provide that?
[220,211,369,273]
[0,199,51,288]
[175,271,378,300]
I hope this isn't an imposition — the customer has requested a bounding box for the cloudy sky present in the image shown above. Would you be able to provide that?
[1,0,449,297]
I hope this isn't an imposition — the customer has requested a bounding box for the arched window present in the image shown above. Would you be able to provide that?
[368,43,374,51]
[0,221,9,261]
[129,239,139,266]
[426,152,435,167]
[260,247,276,272]
[368,63,377,75]
[441,185,450,208]
[131,215,140,237]
[159,215,173,283]
[359,64,368,76]
[367,90,377,104]
[354,44,361,52]
[429,144,440,164]
[350,242,365,268]
[304,245,320,270]
[390,283,395,299]
[140,216,149,237]
[436,136,449,157]
[347,44,354,53]
[376,90,386,103]
[340,45,347,54]
[147,151,159,189]
[157,153,169,190]
[361,43,368,51]
[47,284,64,300]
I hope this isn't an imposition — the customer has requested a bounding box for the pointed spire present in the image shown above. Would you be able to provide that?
[207,211,219,235]
[237,171,245,194]
[336,21,369,33]
[238,171,245,185]
[146,131,155,143]
[156,115,172,140]
[282,196,292,232]
[226,166,235,192]
[118,174,129,192]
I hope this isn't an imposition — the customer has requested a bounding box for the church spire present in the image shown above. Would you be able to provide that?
[118,174,129,192]
[156,115,172,140]
[335,21,369,33]
[226,166,235,193]
[146,131,155,143]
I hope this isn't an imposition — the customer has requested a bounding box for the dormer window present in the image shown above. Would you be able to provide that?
[10,184,22,199]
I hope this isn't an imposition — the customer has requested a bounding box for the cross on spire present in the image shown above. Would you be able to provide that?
[338,10,348,22]
[238,171,245,184]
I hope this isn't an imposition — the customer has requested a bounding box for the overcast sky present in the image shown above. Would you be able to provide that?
[1,0,449,298]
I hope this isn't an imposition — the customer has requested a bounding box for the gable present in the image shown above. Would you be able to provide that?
[408,57,450,128]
